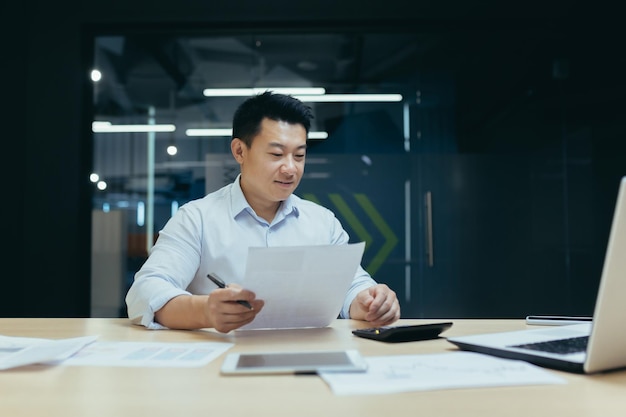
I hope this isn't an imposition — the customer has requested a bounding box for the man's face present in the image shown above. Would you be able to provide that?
[232,118,307,215]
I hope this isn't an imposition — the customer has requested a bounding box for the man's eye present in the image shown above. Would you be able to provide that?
[270,153,283,157]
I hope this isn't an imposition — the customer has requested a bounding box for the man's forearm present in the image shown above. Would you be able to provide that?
[154,294,211,330]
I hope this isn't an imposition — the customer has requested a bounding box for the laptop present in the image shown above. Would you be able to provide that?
[447,176,626,374]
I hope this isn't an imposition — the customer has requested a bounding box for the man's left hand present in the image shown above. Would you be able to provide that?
[350,284,401,326]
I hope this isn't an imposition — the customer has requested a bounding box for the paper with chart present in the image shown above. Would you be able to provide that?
[319,351,566,396]
[238,242,366,330]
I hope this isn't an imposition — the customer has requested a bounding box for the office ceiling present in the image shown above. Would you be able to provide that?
[93,32,436,131]
[88,18,626,206]
[91,23,626,152]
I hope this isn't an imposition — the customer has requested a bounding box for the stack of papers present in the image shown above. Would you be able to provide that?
[0,334,97,370]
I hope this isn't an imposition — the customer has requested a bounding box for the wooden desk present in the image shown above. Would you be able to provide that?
[1,319,625,417]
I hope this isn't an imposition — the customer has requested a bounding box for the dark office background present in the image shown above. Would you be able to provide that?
[2,1,624,318]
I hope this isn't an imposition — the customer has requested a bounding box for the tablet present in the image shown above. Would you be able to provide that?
[220,349,368,375]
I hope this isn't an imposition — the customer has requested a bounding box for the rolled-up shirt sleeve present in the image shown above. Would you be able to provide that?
[125,205,204,329]
[340,265,377,319]
[126,277,190,330]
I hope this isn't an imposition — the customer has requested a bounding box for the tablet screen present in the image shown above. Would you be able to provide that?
[221,350,368,374]
[238,351,350,368]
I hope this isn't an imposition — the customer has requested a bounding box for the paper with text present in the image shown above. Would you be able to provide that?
[319,351,566,396]
[62,341,233,367]
[239,242,366,330]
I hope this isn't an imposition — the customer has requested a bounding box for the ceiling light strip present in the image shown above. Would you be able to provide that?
[202,88,402,102]
[294,94,403,102]
[203,87,326,97]
[92,122,176,133]
[186,128,328,139]
[185,128,232,137]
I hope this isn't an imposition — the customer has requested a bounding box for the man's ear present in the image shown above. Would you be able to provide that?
[231,138,245,163]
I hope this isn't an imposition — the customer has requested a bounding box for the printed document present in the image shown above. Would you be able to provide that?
[238,242,366,330]
[62,341,233,368]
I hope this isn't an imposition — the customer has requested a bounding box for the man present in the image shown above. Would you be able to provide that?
[126,91,401,333]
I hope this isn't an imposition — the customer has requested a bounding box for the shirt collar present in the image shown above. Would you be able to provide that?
[230,174,250,217]
[230,174,300,221]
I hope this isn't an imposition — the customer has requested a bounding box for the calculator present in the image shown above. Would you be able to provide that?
[352,322,453,343]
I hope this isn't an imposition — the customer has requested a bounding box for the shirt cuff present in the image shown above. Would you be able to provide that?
[133,288,191,330]
[341,281,376,319]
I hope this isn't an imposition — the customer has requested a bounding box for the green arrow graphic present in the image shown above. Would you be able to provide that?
[328,194,373,247]
[302,193,321,205]
[301,193,398,275]
[353,194,398,275]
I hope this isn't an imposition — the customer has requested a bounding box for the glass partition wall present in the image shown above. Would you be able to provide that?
[90,28,622,319]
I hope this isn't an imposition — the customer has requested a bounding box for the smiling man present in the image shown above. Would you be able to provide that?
[125,91,401,333]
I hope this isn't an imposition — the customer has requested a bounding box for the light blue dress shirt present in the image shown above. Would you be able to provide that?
[125,175,377,329]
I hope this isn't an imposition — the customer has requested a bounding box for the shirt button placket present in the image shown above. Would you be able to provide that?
[265,226,272,246]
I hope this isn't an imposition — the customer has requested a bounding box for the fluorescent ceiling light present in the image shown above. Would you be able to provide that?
[186,128,328,139]
[308,131,328,139]
[93,121,176,133]
[203,87,326,97]
[202,88,403,103]
[294,94,403,102]
[185,128,232,137]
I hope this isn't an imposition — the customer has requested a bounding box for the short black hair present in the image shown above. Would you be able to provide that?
[232,91,314,147]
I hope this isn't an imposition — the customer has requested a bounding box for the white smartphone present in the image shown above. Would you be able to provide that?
[220,349,368,375]
[525,315,593,326]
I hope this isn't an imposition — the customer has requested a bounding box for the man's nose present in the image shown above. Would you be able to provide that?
[281,156,297,173]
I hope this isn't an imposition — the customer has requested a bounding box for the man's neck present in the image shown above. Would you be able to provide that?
[252,201,281,223]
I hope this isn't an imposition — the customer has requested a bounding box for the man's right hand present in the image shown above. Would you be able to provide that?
[154,286,263,332]
[204,285,264,333]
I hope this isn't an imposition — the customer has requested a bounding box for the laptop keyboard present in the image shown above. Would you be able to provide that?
[511,336,589,354]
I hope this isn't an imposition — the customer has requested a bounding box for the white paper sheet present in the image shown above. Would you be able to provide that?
[62,341,233,367]
[0,334,98,370]
[319,351,566,396]
[238,242,366,330]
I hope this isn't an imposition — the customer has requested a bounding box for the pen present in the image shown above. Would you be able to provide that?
[207,273,253,310]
